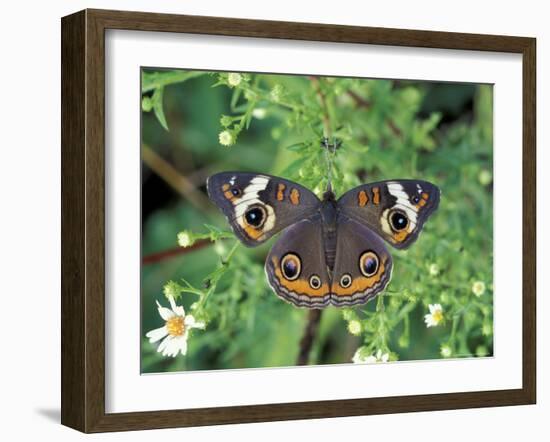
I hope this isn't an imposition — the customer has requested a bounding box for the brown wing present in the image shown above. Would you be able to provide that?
[207,172,320,247]
[330,215,393,307]
[337,179,440,249]
[265,216,332,308]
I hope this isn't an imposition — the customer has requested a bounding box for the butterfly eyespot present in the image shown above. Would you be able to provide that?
[339,274,352,288]
[281,253,301,281]
[309,275,322,289]
[244,205,266,228]
[231,187,242,197]
[359,251,379,277]
[412,195,420,204]
[389,209,409,231]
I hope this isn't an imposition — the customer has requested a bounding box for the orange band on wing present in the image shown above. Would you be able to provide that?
[276,183,286,201]
[222,183,238,202]
[372,187,380,205]
[289,188,300,205]
[243,225,264,240]
[358,190,369,207]
[272,257,329,297]
[223,191,237,202]
[416,199,427,208]
[392,230,410,244]
[332,260,387,296]
[415,192,429,209]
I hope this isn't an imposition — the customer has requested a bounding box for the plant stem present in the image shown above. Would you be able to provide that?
[142,144,214,213]
[195,241,240,315]
[142,240,211,265]
[296,309,323,365]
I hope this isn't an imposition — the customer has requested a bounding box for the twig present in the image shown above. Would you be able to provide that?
[296,309,323,365]
[309,76,332,138]
[142,239,211,265]
[347,88,402,138]
[347,90,371,108]
[387,119,403,137]
[142,143,214,213]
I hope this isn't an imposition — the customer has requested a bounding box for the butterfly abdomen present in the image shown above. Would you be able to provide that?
[320,199,338,271]
[323,227,337,271]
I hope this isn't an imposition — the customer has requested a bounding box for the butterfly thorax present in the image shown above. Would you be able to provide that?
[319,191,338,272]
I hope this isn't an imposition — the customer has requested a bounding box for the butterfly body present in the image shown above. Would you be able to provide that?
[207,172,440,308]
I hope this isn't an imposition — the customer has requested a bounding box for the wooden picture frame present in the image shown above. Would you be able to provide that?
[61,8,536,433]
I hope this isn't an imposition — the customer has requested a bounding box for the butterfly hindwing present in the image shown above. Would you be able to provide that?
[337,179,440,249]
[207,172,320,247]
[330,215,393,306]
[265,216,332,308]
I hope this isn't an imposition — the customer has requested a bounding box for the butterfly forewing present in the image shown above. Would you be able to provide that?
[337,179,440,249]
[207,172,320,247]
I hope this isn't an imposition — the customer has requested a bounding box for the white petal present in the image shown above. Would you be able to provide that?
[364,356,377,364]
[146,326,167,343]
[162,338,178,357]
[168,341,180,357]
[168,296,185,317]
[185,315,205,329]
[428,304,436,314]
[381,353,389,363]
[156,301,175,321]
[424,315,436,327]
[176,336,188,356]
[157,335,173,355]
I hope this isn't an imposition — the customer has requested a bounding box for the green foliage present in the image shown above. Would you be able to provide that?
[141,69,493,372]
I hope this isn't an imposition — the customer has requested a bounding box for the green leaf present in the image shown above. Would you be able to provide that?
[230,87,243,111]
[285,142,310,152]
[152,86,169,131]
[141,70,204,93]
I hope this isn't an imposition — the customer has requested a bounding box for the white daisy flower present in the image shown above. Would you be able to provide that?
[146,296,205,357]
[218,130,234,146]
[352,348,389,364]
[252,108,267,119]
[177,231,194,248]
[227,73,242,87]
[347,320,362,336]
[424,303,444,327]
[440,344,452,358]
[429,263,440,276]
[472,281,486,297]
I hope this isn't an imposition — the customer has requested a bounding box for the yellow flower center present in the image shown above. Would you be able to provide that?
[166,316,185,337]
[433,310,443,323]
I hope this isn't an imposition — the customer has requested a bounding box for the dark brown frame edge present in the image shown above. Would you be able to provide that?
[61,8,536,433]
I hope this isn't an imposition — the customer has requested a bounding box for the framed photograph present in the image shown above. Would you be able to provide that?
[61,9,536,433]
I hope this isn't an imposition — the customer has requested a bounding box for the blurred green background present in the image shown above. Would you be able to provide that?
[141,69,493,373]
